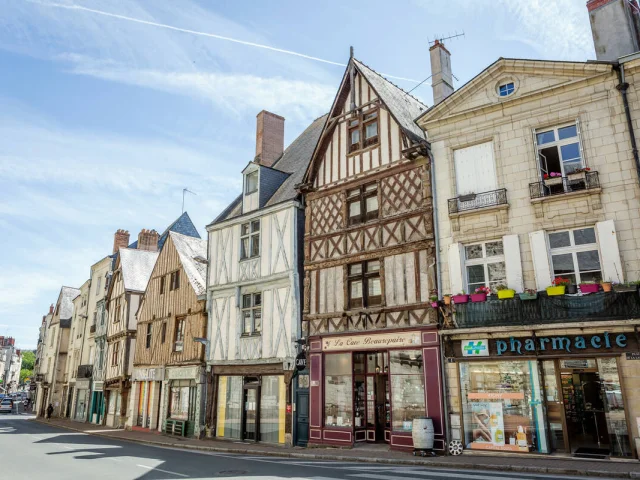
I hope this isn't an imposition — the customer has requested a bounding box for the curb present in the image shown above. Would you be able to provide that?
[33,419,635,478]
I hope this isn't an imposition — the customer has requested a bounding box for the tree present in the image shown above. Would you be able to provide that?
[20,368,32,384]
[21,351,35,371]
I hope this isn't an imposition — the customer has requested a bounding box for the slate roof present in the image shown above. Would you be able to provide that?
[59,286,81,320]
[353,59,427,142]
[119,248,160,292]
[128,212,200,250]
[212,114,327,224]
[169,231,208,296]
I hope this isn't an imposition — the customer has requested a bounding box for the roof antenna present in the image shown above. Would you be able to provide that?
[349,46,356,113]
[182,188,196,214]
[429,31,465,46]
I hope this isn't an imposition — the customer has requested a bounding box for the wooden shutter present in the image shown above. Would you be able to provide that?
[595,220,624,283]
[529,230,552,290]
[454,141,497,196]
[503,234,524,292]
[448,243,465,294]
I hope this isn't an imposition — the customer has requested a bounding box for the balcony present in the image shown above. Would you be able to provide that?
[76,364,93,379]
[529,171,599,199]
[448,189,508,215]
[452,290,640,329]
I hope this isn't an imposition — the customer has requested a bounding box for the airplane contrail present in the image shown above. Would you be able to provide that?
[31,1,421,83]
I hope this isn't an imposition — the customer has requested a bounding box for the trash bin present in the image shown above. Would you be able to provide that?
[412,417,434,452]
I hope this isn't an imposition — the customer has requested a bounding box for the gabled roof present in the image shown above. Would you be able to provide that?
[353,59,426,142]
[210,114,326,225]
[118,248,159,292]
[127,212,200,250]
[169,231,208,296]
[58,286,81,320]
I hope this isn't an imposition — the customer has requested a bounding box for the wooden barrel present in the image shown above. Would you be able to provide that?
[412,417,434,450]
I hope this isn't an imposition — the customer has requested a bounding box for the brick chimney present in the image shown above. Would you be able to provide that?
[49,304,54,315]
[429,40,454,105]
[255,110,285,167]
[137,229,159,252]
[113,229,130,254]
[587,0,640,60]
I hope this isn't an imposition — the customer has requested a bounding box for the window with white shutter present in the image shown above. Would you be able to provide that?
[454,141,497,196]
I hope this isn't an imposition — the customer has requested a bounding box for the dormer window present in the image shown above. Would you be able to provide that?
[245,171,258,194]
[498,82,515,97]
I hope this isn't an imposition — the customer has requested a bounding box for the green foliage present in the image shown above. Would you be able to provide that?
[20,368,33,383]
[21,351,35,370]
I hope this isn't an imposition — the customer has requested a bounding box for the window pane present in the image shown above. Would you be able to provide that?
[368,277,381,296]
[260,376,284,443]
[365,183,377,193]
[251,220,260,232]
[465,244,483,260]
[366,196,378,216]
[253,310,262,333]
[573,228,596,245]
[349,199,361,217]
[325,374,353,427]
[241,223,249,236]
[217,376,242,440]
[242,294,251,309]
[549,231,571,249]
[552,253,575,276]
[349,119,359,127]
[350,280,363,299]
[558,125,577,140]
[487,262,506,284]
[246,172,258,193]
[347,188,360,198]
[467,265,485,285]
[485,241,504,257]
[351,129,360,145]
[563,160,582,175]
[364,111,377,121]
[253,293,262,306]
[243,311,252,334]
[577,250,601,272]
[325,353,352,375]
[240,238,249,259]
[366,260,380,272]
[536,130,555,145]
[365,121,378,139]
[580,271,602,283]
[349,264,362,276]
[560,143,581,162]
[251,234,260,257]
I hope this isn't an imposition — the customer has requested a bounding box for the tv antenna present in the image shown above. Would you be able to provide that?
[182,188,197,213]
[429,31,465,46]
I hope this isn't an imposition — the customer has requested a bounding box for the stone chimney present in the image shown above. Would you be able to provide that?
[113,229,130,254]
[588,0,640,60]
[137,229,159,252]
[255,110,285,167]
[429,40,454,105]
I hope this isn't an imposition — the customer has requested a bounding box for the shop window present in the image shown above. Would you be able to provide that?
[347,183,379,225]
[169,379,195,421]
[535,123,583,178]
[464,240,506,293]
[260,375,286,444]
[597,358,632,457]
[242,293,262,335]
[389,350,425,432]
[324,353,353,428]
[216,376,242,439]
[549,227,601,284]
[174,317,185,352]
[348,260,381,309]
[145,323,152,349]
[240,220,260,260]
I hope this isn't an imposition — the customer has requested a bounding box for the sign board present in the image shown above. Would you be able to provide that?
[322,331,421,352]
[462,339,489,357]
[295,351,307,371]
[626,352,640,361]
[132,367,165,382]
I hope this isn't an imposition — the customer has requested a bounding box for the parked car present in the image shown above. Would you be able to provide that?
[0,399,13,414]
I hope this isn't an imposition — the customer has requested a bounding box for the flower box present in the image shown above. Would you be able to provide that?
[430,301,439,308]
[497,289,515,299]
[580,283,600,294]
[546,286,565,296]
[519,292,538,301]
[567,171,586,182]
[470,293,487,303]
[452,294,469,304]
[443,295,452,305]
[544,177,562,186]
[613,284,638,293]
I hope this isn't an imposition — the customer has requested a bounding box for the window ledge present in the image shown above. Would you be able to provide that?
[530,187,602,204]
[448,203,509,219]
[240,333,262,338]
[347,142,380,158]
[239,256,260,263]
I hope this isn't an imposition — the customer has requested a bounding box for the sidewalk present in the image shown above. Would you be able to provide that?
[34,417,639,478]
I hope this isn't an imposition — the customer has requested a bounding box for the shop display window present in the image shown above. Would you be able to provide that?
[217,376,242,439]
[169,379,195,421]
[597,358,631,457]
[260,375,286,444]
[389,350,425,432]
[459,361,548,453]
[324,353,353,427]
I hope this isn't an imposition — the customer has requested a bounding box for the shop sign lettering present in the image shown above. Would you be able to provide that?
[496,332,627,356]
[322,331,421,352]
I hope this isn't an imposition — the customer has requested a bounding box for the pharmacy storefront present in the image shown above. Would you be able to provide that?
[445,329,639,458]
[307,328,444,451]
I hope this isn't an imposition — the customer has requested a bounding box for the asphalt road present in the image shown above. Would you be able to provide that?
[0,414,624,480]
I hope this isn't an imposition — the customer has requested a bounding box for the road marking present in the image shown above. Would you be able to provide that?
[136,464,188,477]
[83,429,123,433]
[348,473,524,480]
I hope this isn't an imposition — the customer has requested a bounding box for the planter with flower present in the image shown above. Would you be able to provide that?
[443,294,452,305]
[495,284,515,299]
[567,167,590,182]
[613,281,640,293]
[452,291,469,304]
[429,291,439,308]
[471,286,491,303]
[601,280,612,292]
[543,172,562,186]
[579,280,600,294]
[547,277,569,296]
[566,283,578,294]
[519,288,538,301]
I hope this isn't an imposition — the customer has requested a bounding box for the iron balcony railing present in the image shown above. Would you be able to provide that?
[448,188,508,214]
[529,171,599,199]
[452,290,640,328]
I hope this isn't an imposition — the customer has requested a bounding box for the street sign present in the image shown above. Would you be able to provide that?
[295,351,306,371]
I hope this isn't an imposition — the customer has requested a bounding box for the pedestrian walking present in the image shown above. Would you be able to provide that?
[46,403,53,421]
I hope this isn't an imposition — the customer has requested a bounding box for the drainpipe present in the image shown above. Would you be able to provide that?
[615,60,640,184]
[428,147,451,453]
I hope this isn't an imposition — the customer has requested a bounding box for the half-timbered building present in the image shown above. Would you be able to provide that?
[206,111,324,446]
[299,55,445,451]
[130,231,207,437]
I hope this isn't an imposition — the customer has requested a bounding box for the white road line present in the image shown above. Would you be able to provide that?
[136,464,188,477]
[348,473,525,480]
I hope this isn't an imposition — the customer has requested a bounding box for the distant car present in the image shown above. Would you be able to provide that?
[0,399,13,414]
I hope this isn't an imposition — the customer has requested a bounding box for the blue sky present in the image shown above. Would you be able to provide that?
[0,0,595,349]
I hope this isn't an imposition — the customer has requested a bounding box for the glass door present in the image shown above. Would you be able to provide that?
[542,360,568,452]
[243,388,258,441]
[597,358,631,457]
